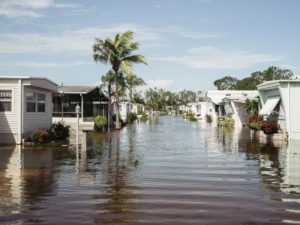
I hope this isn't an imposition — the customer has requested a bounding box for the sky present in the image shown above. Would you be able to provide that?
[0,0,299,92]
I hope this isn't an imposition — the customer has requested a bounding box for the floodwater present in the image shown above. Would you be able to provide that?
[1,116,300,225]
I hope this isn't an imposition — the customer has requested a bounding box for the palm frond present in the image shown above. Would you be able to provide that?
[123,55,147,65]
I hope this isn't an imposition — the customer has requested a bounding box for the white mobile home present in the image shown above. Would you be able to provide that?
[206,90,258,127]
[258,80,300,140]
[0,76,57,145]
[187,102,208,119]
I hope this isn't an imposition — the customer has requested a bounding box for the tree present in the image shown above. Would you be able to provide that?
[213,66,295,91]
[244,99,259,115]
[261,66,294,81]
[213,76,238,90]
[235,77,258,90]
[145,88,160,111]
[126,74,145,103]
[99,70,115,132]
[93,31,147,129]
[177,89,198,106]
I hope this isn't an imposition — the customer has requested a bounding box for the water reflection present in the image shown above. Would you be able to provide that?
[1,116,300,224]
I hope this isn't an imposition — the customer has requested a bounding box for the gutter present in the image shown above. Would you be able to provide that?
[18,79,23,145]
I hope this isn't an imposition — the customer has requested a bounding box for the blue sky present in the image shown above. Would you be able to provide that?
[0,0,299,91]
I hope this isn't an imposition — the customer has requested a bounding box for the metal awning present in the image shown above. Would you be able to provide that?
[259,96,280,116]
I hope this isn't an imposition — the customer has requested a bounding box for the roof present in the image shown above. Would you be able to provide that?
[206,90,258,105]
[257,79,300,90]
[57,85,98,94]
[0,76,58,87]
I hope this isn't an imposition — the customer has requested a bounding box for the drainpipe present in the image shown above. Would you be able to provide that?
[80,94,83,122]
[18,79,23,145]
[288,82,291,140]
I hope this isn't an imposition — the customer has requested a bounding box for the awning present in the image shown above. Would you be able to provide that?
[259,97,280,116]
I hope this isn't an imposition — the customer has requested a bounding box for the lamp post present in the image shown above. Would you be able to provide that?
[75,104,80,149]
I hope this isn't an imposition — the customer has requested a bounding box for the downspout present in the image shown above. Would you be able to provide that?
[288,82,291,140]
[80,94,84,122]
[18,79,23,145]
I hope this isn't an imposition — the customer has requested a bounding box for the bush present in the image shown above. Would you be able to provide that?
[127,112,137,124]
[185,113,197,122]
[92,116,107,130]
[32,129,50,143]
[217,115,234,127]
[261,120,278,134]
[49,122,70,140]
[206,114,212,123]
[248,115,263,130]
[140,112,148,121]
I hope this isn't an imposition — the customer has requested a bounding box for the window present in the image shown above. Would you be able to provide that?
[0,90,12,112]
[26,92,46,113]
[26,92,36,112]
[37,94,45,112]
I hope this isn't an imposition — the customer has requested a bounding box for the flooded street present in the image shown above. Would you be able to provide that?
[1,116,300,225]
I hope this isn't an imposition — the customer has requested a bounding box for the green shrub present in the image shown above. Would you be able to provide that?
[140,112,148,121]
[49,122,70,140]
[206,114,212,123]
[32,129,50,143]
[185,112,197,122]
[92,116,108,130]
[248,115,263,130]
[127,112,137,124]
[217,115,234,127]
[189,114,198,121]
[261,120,278,134]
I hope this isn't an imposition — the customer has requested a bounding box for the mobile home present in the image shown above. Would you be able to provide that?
[0,76,57,144]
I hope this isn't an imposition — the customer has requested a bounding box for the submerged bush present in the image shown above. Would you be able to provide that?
[248,115,263,130]
[140,112,148,121]
[32,129,50,143]
[206,114,212,123]
[261,120,278,134]
[49,122,70,140]
[217,115,234,127]
[92,115,107,130]
[185,113,197,122]
[127,112,137,124]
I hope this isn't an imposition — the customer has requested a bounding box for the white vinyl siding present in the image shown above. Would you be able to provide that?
[0,83,20,143]
[23,87,53,136]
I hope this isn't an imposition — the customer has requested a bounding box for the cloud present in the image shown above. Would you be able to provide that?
[151,46,281,70]
[164,26,221,39]
[0,0,81,18]
[0,24,164,54]
[146,79,174,89]
[0,61,92,68]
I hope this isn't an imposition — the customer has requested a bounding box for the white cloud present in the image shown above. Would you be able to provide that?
[146,79,174,89]
[164,26,221,39]
[0,0,81,18]
[0,24,164,54]
[151,46,281,70]
[0,61,92,68]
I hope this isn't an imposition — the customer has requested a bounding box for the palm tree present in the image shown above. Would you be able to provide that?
[93,31,147,129]
[126,74,145,105]
[99,70,115,132]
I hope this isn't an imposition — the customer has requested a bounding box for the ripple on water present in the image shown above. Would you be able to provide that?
[0,116,300,225]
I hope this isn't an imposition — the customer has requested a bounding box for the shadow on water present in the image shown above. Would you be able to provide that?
[0,116,300,224]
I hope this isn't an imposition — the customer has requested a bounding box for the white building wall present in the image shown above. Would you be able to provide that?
[0,80,21,144]
[23,86,53,138]
[289,83,300,139]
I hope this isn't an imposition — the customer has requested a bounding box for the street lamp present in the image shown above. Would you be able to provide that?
[75,104,80,149]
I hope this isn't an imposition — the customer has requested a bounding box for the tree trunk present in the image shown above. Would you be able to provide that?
[115,71,121,129]
[107,91,112,132]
